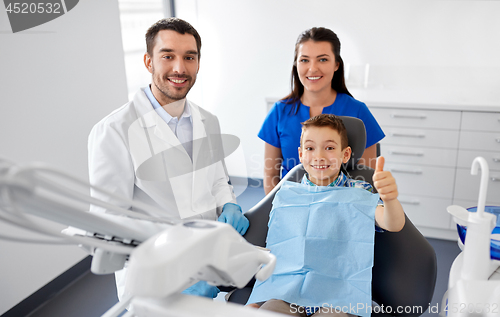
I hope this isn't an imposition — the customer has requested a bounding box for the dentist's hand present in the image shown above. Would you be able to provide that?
[373,156,398,202]
[181,281,220,298]
[218,203,249,235]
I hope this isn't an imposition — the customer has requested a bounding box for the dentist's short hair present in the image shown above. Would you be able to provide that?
[145,17,202,59]
[300,114,349,149]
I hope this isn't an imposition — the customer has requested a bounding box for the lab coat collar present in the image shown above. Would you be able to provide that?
[130,89,217,216]
[190,100,208,164]
[133,88,208,163]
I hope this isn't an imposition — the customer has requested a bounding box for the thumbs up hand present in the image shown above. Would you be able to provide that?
[372,157,405,232]
[373,156,398,202]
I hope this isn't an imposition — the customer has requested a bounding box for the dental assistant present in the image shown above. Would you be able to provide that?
[259,27,385,194]
[88,18,248,300]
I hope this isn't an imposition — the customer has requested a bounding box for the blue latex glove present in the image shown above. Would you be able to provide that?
[218,203,249,235]
[181,281,220,298]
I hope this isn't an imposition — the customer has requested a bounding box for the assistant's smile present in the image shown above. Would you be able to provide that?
[307,76,322,80]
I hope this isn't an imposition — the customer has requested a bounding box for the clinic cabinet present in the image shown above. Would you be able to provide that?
[369,104,500,240]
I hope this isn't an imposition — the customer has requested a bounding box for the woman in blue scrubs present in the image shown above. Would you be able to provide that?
[259,27,385,194]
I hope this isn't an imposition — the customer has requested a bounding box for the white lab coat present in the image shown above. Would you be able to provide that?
[88,88,236,300]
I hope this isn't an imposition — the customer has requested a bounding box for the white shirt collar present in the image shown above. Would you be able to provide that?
[144,85,193,124]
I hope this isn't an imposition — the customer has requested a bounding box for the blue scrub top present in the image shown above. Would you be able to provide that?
[258,93,385,177]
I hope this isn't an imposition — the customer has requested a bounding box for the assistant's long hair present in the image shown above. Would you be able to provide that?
[284,27,352,114]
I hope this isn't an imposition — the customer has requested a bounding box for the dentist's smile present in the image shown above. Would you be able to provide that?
[168,77,188,86]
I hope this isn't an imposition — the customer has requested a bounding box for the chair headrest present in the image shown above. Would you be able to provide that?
[338,116,366,167]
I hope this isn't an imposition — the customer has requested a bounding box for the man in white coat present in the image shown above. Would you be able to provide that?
[88,18,249,300]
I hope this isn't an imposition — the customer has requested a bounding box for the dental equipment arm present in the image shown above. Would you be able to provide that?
[0,159,277,317]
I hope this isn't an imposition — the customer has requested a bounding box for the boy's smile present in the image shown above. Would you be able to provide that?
[298,126,351,186]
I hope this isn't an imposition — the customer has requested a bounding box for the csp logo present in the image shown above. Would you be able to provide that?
[3,0,79,33]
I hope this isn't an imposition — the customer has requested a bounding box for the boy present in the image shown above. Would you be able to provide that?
[247,114,405,316]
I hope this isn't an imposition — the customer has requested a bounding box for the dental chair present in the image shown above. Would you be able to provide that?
[228,116,437,316]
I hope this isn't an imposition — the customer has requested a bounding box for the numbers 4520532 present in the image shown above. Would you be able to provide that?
[5,2,62,14]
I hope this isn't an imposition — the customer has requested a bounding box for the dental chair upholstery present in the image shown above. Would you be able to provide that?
[228,117,437,316]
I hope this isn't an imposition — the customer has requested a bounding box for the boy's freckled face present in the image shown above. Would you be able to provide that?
[298,126,351,186]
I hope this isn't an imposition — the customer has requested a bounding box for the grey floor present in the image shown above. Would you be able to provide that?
[26,184,461,317]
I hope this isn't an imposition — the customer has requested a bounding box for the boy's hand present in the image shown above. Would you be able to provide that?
[373,156,398,202]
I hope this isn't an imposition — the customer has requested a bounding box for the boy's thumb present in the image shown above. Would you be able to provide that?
[375,156,385,172]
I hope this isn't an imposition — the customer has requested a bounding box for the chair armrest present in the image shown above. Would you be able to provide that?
[242,197,273,247]
[372,214,437,314]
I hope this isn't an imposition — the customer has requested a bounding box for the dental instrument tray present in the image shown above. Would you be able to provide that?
[456,205,500,261]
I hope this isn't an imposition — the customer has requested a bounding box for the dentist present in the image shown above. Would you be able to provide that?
[88,18,248,300]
